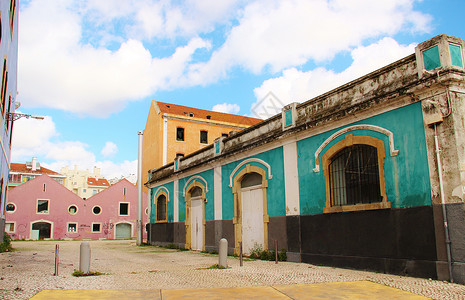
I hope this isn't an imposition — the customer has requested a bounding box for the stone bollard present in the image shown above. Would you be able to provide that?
[79,241,91,274]
[218,238,228,268]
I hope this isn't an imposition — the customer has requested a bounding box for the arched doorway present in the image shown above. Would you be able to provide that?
[115,223,132,239]
[31,221,52,240]
[232,165,269,255]
[240,172,264,255]
[185,181,206,251]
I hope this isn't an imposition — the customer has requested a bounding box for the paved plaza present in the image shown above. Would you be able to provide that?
[1,240,464,299]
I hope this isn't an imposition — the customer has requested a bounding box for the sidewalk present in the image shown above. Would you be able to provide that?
[31,281,427,299]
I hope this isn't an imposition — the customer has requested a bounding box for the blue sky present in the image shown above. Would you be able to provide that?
[12,0,465,180]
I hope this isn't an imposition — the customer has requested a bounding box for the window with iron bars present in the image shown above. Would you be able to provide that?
[329,144,382,206]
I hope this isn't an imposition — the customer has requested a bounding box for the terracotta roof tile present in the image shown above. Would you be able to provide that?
[87,177,110,187]
[10,163,64,176]
[156,101,262,126]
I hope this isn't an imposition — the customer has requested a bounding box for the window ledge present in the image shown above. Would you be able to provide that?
[155,220,168,223]
[323,201,391,213]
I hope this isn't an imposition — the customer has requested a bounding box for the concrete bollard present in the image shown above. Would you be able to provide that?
[218,238,228,268]
[79,241,91,274]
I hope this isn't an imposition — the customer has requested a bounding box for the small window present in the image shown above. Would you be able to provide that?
[240,172,263,188]
[200,130,208,144]
[92,190,97,195]
[67,223,77,233]
[5,222,14,232]
[123,187,126,196]
[206,115,211,119]
[68,205,78,215]
[92,205,101,215]
[92,223,101,233]
[190,186,202,198]
[119,203,129,216]
[83,189,86,193]
[422,45,441,71]
[156,195,167,221]
[188,112,194,117]
[284,109,293,127]
[145,208,149,215]
[221,133,228,138]
[37,200,49,214]
[176,127,184,141]
[43,183,46,192]
[6,202,15,213]
[449,43,464,68]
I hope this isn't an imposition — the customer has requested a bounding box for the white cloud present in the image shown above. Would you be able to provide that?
[11,116,136,179]
[18,0,211,117]
[212,103,240,114]
[251,37,417,118]
[18,0,432,117]
[187,0,431,84]
[95,160,138,182]
[101,142,118,157]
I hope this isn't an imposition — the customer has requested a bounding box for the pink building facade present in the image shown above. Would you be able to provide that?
[5,175,148,240]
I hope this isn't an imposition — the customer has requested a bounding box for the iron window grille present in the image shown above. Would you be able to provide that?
[329,144,382,206]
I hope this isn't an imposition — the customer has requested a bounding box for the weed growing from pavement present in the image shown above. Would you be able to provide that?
[249,244,287,262]
[72,270,107,277]
[196,264,230,270]
[0,232,13,253]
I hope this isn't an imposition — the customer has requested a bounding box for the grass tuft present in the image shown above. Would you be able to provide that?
[72,270,106,277]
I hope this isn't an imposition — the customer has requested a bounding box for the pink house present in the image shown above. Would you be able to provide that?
[5,175,148,240]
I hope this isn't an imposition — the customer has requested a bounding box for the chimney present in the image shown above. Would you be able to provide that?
[94,166,101,178]
[32,157,38,171]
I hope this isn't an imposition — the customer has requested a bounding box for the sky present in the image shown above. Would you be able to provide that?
[12,0,465,181]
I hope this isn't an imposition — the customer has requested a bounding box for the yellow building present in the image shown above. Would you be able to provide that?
[142,101,262,191]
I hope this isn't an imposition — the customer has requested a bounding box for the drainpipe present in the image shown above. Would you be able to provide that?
[434,123,454,282]
[137,131,144,246]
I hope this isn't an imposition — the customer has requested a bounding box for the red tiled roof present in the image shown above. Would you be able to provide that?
[156,101,262,126]
[87,177,110,187]
[10,163,63,176]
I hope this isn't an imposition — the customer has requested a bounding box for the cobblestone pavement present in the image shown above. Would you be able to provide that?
[1,240,464,300]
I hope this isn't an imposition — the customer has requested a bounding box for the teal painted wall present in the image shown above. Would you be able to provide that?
[150,181,174,223]
[221,147,286,219]
[177,169,215,222]
[297,102,431,215]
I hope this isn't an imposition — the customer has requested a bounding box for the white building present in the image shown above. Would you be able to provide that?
[60,166,110,199]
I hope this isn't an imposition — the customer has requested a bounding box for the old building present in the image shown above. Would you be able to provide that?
[142,101,262,192]
[146,35,465,283]
[0,0,18,241]
[8,157,66,189]
[6,175,147,240]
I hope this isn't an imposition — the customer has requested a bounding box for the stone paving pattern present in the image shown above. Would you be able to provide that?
[1,240,464,299]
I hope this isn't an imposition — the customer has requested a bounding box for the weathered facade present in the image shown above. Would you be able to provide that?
[146,34,465,283]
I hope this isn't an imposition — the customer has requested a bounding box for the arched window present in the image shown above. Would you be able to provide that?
[156,194,167,221]
[189,186,202,198]
[240,172,262,188]
[329,144,381,206]
[322,134,390,213]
